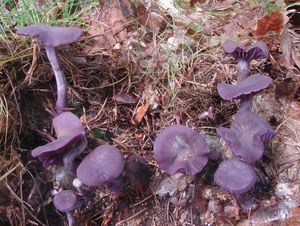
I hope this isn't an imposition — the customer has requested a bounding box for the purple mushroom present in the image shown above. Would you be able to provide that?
[75,145,125,187]
[223,40,269,80]
[216,110,275,163]
[154,125,210,176]
[217,73,273,109]
[53,190,78,226]
[214,159,257,195]
[16,24,83,113]
[32,112,87,172]
[217,74,272,101]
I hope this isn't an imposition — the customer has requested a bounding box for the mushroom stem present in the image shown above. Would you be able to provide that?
[63,137,87,173]
[240,96,253,110]
[237,60,250,81]
[66,211,75,226]
[45,46,67,114]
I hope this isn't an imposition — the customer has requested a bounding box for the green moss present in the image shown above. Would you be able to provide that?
[249,0,283,14]
[92,128,105,139]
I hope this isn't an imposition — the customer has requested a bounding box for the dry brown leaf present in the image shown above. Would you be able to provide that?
[86,0,129,53]
[192,176,207,214]
[275,80,300,99]
[144,84,159,109]
[254,11,284,43]
[280,3,300,72]
[113,93,136,104]
[286,100,300,119]
[132,103,149,124]
[281,25,294,68]
[190,0,208,6]
[273,101,300,182]
[288,207,300,225]
[222,10,258,42]
[285,0,300,5]
[280,25,300,72]
[118,0,137,17]
[137,4,165,34]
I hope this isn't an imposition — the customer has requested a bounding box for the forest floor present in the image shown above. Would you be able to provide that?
[0,0,300,225]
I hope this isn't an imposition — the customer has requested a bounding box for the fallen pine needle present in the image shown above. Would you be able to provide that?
[0,162,22,182]
[115,208,147,226]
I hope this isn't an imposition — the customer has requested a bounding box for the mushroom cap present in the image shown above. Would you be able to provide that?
[217,74,273,100]
[31,112,86,167]
[53,112,84,137]
[214,159,257,195]
[53,190,77,212]
[16,24,82,47]
[76,145,125,187]
[223,40,269,62]
[154,125,210,176]
[217,110,275,163]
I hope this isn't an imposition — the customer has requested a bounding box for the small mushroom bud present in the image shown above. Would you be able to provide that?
[53,190,77,212]
[53,190,78,226]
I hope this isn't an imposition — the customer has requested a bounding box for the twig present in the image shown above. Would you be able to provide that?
[5,183,46,226]
[76,75,128,90]
[26,168,50,226]
[133,194,153,207]
[26,42,38,84]
[115,208,146,226]
[87,98,107,125]
[0,162,22,182]
[19,168,26,226]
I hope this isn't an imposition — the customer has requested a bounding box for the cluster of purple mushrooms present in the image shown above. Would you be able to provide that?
[16,24,276,225]
[156,41,275,198]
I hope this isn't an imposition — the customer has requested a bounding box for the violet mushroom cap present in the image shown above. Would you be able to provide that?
[223,40,269,81]
[76,145,125,187]
[53,190,77,212]
[223,40,269,61]
[16,24,82,47]
[214,159,257,195]
[16,24,83,113]
[217,74,273,100]
[32,112,86,168]
[154,125,210,176]
[217,110,275,163]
